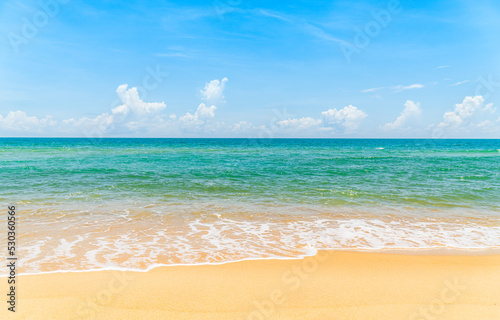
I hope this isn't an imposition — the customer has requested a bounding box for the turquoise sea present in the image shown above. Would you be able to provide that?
[1,138,499,274]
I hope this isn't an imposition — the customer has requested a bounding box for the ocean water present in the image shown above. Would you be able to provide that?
[1,138,499,274]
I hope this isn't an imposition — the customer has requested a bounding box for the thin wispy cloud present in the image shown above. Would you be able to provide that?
[393,84,425,92]
[361,87,384,93]
[252,9,351,46]
[436,65,450,69]
[449,80,469,87]
[362,84,425,93]
[301,23,351,45]
[256,9,292,22]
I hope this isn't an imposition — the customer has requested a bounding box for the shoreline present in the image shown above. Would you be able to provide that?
[3,246,500,277]
[2,250,499,319]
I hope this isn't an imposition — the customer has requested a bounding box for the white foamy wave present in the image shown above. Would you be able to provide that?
[1,203,499,275]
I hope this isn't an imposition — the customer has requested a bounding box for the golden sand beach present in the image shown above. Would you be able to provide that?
[2,251,499,320]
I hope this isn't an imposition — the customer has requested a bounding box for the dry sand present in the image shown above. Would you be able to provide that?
[1,251,499,319]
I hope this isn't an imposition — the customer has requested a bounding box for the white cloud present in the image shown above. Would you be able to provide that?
[438,95,485,127]
[230,121,260,132]
[430,95,500,136]
[383,100,422,130]
[267,105,367,136]
[469,119,500,134]
[179,103,218,132]
[0,111,56,133]
[7,79,498,138]
[201,77,228,101]
[59,84,168,136]
[276,117,322,130]
[321,105,367,131]
[112,84,166,116]
[476,120,492,127]
[0,85,168,137]
[61,113,114,136]
[231,121,252,131]
[0,83,223,137]
[0,80,228,137]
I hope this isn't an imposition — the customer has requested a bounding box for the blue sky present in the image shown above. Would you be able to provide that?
[0,0,499,137]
